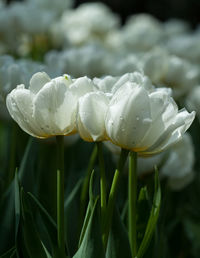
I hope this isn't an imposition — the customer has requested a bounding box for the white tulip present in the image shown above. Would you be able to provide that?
[54,2,119,46]
[163,19,190,39]
[138,133,195,190]
[105,73,195,155]
[186,86,200,121]
[160,133,194,179]
[165,34,200,63]
[122,14,163,52]
[77,91,109,142]
[93,75,119,97]
[45,44,112,78]
[140,49,200,99]
[6,72,94,138]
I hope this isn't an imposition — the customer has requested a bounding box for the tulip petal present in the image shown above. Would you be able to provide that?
[141,110,195,155]
[29,72,51,94]
[6,85,45,137]
[136,89,178,148]
[106,82,151,150]
[77,91,109,141]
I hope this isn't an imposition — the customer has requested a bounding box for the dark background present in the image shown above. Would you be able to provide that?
[74,0,200,27]
[6,0,200,27]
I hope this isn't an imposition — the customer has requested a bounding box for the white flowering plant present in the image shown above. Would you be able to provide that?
[0,2,200,258]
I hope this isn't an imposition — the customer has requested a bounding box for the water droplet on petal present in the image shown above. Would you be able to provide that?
[143,118,152,125]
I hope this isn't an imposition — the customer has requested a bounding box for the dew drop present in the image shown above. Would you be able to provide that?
[143,118,152,124]
[136,116,140,121]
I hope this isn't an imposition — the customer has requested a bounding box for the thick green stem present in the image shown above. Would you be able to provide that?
[128,151,138,257]
[56,135,65,257]
[97,142,107,219]
[102,148,129,249]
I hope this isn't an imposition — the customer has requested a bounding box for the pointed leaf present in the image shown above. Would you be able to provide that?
[0,246,16,258]
[73,198,105,258]
[27,192,57,253]
[137,168,161,258]
[106,206,131,258]
[20,188,47,258]
[78,170,95,247]
[18,137,33,181]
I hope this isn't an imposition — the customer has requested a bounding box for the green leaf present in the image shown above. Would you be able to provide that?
[73,198,105,258]
[27,192,58,255]
[64,179,83,210]
[137,167,161,258]
[20,188,47,258]
[0,246,16,258]
[137,186,151,244]
[184,219,200,257]
[78,170,95,248]
[18,137,33,182]
[64,178,83,256]
[106,206,131,258]
[0,183,15,254]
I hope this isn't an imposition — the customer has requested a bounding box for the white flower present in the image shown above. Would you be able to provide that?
[105,72,195,155]
[110,54,140,76]
[28,0,72,14]
[163,19,190,39]
[160,133,194,179]
[186,85,200,121]
[53,2,120,46]
[93,72,154,98]
[138,133,195,190]
[6,72,94,138]
[165,34,200,63]
[0,55,46,99]
[122,14,163,52]
[45,44,112,78]
[140,49,200,98]
[77,91,109,142]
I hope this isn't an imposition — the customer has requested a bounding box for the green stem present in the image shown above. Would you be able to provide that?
[56,136,65,257]
[103,148,129,249]
[97,142,107,219]
[128,151,137,257]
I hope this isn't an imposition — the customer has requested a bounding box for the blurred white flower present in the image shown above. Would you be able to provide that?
[165,34,200,63]
[138,133,195,190]
[77,91,109,142]
[45,44,113,78]
[105,72,195,155]
[140,48,200,98]
[122,14,163,52]
[6,72,95,138]
[160,133,194,178]
[27,0,73,14]
[186,85,200,121]
[52,2,120,46]
[163,19,190,39]
[0,55,46,100]
[110,54,140,76]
